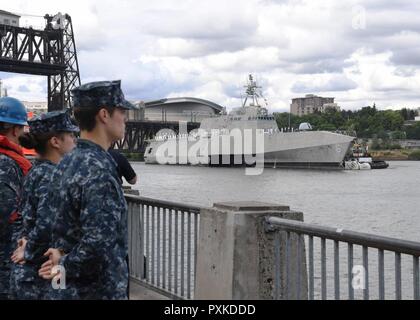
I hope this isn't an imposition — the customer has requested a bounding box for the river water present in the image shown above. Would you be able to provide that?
[130,161,420,242]
[129,161,420,299]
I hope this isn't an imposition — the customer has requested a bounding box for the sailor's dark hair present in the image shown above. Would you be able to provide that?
[19,131,66,156]
[73,106,116,132]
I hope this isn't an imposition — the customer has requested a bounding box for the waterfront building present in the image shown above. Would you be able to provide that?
[0,9,20,27]
[142,97,224,122]
[290,94,340,116]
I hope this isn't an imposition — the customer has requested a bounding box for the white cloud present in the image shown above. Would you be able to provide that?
[1,0,420,112]
[3,75,46,101]
[292,75,358,93]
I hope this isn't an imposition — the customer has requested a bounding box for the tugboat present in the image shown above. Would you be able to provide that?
[344,143,389,170]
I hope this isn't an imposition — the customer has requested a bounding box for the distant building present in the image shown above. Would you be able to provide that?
[290,94,340,116]
[397,140,420,149]
[0,9,20,27]
[12,97,224,123]
[21,101,47,118]
[404,112,420,126]
[127,101,145,121]
[142,97,224,122]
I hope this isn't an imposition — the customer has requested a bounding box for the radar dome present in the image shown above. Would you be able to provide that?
[299,122,312,131]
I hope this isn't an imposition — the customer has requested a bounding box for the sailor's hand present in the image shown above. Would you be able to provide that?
[11,238,27,264]
[17,237,27,247]
[38,259,56,280]
[38,248,64,280]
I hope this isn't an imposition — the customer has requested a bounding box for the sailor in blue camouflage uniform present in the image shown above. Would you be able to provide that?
[10,110,78,300]
[38,81,138,300]
[0,97,31,300]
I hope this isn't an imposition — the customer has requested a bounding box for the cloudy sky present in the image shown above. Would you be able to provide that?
[1,0,420,112]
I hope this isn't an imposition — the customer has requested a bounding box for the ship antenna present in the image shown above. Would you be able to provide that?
[243,74,263,108]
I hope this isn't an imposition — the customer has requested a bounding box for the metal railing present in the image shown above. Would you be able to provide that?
[126,194,201,300]
[265,216,420,300]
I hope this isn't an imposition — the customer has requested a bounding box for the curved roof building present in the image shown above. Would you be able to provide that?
[144,97,224,122]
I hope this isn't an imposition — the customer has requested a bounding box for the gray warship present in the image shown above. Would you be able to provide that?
[144,75,355,169]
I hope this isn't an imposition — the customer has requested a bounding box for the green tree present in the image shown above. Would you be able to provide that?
[390,131,406,139]
[409,150,420,160]
[405,123,420,139]
[274,112,299,129]
[318,123,337,131]
[323,109,345,128]
[381,110,404,131]
[401,108,418,120]
[275,107,417,139]
[371,138,382,150]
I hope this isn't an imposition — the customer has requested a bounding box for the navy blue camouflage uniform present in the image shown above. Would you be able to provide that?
[0,155,23,299]
[46,140,128,299]
[44,81,138,299]
[10,160,55,299]
[9,110,79,300]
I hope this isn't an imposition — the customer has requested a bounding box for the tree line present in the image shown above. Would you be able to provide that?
[274,106,420,139]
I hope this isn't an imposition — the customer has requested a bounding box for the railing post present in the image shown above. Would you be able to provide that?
[195,201,308,300]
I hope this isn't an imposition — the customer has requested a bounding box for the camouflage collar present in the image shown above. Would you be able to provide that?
[77,139,107,152]
[33,158,56,167]
[77,139,118,169]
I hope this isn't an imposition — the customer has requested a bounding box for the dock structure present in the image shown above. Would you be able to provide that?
[115,120,200,153]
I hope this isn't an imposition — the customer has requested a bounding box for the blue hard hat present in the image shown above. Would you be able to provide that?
[0,97,28,126]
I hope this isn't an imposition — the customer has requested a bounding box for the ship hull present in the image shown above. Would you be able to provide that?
[144,131,354,169]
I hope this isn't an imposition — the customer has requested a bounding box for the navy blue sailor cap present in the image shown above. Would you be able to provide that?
[71,80,138,110]
[28,110,80,134]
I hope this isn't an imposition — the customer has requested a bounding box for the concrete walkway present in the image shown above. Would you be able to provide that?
[129,279,170,300]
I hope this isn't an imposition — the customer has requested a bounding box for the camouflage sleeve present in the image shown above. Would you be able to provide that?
[19,181,38,238]
[60,171,123,278]
[0,158,22,240]
[0,183,18,240]
[23,179,53,262]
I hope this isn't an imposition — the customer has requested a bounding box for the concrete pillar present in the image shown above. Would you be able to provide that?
[195,201,308,300]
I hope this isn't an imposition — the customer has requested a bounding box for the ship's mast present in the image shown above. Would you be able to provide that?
[242,74,268,109]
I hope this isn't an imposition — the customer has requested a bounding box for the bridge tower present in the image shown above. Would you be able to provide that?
[44,13,81,111]
[0,12,81,111]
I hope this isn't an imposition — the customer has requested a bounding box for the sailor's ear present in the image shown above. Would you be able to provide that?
[96,107,114,125]
[97,108,107,122]
[49,136,61,149]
